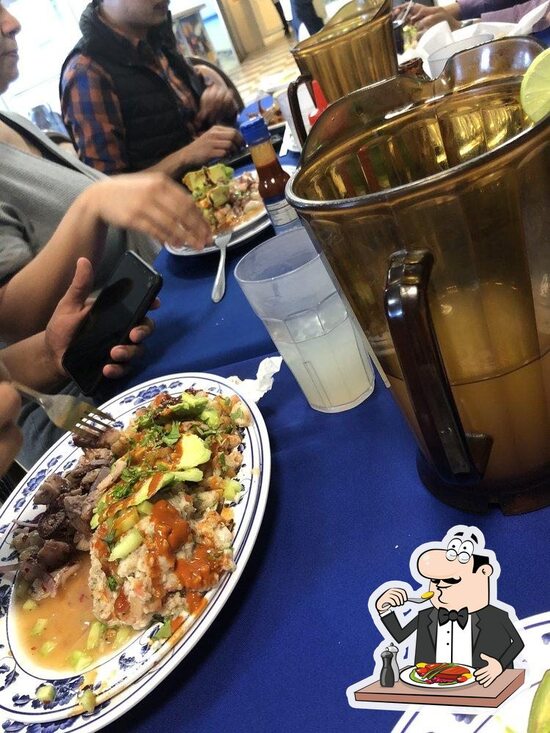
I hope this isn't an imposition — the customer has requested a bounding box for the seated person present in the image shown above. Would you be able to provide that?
[400,0,550,31]
[0,1,211,466]
[60,0,243,177]
[0,1,211,301]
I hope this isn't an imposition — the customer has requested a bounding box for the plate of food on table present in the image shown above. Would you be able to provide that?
[166,163,269,256]
[0,373,270,731]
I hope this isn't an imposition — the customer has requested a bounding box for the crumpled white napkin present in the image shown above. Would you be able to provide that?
[227,356,283,402]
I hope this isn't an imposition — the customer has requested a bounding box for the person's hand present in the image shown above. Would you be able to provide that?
[474,654,503,687]
[0,378,23,475]
[45,258,158,381]
[182,125,243,168]
[408,3,461,32]
[88,173,213,251]
[376,587,408,613]
[196,83,239,128]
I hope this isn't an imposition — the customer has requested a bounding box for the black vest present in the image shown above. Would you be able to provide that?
[60,5,205,172]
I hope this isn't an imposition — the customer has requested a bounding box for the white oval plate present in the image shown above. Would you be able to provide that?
[0,372,270,731]
[400,665,476,689]
[166,165,296,257]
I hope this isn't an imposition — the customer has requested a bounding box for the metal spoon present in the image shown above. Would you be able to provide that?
[211,232,231,303]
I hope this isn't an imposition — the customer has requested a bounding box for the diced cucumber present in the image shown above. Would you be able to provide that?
[86,621,106,650]
[79,688,97,714]
[114,626,132,647]
[222,479,241,502]
[108,528,143,562]
[137,500,153,516]
[36,683,56,703]
[152,619,172,640]
[31,618,47,636]
[40,641,57,656]
[68,649,93,671]
[22,599,37,611]
[113,507,139,536]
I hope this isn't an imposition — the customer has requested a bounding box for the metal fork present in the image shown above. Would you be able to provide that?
[12,381,114,440]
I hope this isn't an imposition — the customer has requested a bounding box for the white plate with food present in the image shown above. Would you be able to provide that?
[166,164,296,257]
[401,663,476,688]
[0,373,270,731]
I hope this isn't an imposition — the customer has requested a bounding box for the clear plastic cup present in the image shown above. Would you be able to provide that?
[234,229,375,412]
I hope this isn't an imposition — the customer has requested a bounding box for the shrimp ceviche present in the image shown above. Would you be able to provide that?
[11,388,251,674]
[182,163,263,234]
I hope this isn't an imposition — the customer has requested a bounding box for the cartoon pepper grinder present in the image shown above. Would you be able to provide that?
[388,642,400,682]
[380,649,395,687]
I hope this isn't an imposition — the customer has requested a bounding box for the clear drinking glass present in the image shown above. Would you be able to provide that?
[234,229,375,412]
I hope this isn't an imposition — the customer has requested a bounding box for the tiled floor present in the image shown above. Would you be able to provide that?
[230,36,300,106]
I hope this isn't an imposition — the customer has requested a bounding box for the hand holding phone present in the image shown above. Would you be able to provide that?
[62,252,162,395]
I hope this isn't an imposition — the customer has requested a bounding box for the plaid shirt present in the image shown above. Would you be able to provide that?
[61,38,201,174]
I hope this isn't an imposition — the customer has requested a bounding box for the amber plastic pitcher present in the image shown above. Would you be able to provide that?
[286,38,550,514]
[288,0,397,143]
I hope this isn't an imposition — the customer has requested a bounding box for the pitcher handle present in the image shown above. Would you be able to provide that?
[287,74,312,147]
[384,249,492,483]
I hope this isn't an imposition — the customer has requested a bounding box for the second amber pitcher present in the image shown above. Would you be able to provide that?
[288,0,397,142]
[287,38,550,515]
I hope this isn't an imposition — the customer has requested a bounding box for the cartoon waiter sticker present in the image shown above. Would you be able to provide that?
[347,526,527,711]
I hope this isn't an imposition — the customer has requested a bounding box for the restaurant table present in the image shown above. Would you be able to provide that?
[98,184,550,731]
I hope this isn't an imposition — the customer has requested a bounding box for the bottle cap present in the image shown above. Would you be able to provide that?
[240,117,270,146]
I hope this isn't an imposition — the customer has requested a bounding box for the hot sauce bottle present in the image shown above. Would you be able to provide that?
[239,117,301,235]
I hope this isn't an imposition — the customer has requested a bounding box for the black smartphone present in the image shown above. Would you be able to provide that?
[62,251,162,395]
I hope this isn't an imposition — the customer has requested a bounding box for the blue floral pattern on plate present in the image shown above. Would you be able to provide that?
[0,373,270,733]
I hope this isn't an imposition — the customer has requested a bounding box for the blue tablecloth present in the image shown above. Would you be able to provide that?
[101,159,550,733]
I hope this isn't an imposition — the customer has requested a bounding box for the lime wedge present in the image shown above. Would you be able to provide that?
[520,48,550,123]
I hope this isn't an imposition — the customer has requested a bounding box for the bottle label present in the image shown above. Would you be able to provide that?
[264,197,300,229]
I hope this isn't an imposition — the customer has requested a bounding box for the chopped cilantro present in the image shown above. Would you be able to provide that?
[162,422,180,446]
[104,528,116,546]
[135,413,154,429]
[111,484,133,501]
[107,576,118,591]
[232,408,244,421]
[219,453,227,469]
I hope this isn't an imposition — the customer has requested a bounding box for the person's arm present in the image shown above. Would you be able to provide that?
[1,258,157,391]
[0,174,212,342]
[61,56,129,175]
[408,3,462,31]
[193,65,239,127]
[459,0,520,19]
[481,0,550,25]
[61,55,241,179]
[144,125,243,178]
[0,379,22,475]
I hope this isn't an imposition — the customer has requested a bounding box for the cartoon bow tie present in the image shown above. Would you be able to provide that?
[438,607,469,629]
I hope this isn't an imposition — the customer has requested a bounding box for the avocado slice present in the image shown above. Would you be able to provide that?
[207,163,233,183]
[131,468,204,505]
[167,393,209,417]
[108,528,143,562]
[208,184,230,208]
[174,434,211,470]
[200,407,220,429]
[182,168,208,193]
